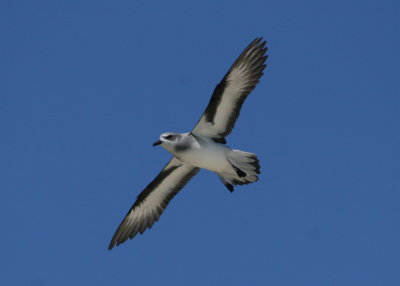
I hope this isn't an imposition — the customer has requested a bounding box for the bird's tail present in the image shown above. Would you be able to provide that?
[217,150,260,192]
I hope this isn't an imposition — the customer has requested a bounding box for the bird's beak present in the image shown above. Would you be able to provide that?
[152,140,162,147]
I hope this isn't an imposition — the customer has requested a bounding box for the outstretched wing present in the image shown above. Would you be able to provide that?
[108,157,199,249]
[192,37,268,141]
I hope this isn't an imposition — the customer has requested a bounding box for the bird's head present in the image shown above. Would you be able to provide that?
[153,132,180,147]
[153,132,193,154]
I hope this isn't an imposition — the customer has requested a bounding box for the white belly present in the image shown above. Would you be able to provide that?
[176,139,232,173]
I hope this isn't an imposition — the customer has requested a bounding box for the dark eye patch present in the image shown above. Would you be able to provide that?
[164,134,174,140]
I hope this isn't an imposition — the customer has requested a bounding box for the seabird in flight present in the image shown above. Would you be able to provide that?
[109,37,268,249]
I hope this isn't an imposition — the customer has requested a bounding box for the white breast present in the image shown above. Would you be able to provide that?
[176,135,232,173]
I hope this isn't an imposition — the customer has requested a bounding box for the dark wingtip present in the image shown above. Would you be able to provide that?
[108,238,118,250]
[251,36,267,47]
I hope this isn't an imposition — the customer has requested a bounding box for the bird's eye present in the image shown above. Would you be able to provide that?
[164,135,173,140]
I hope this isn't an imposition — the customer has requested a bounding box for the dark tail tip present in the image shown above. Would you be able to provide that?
[231,164,247,178]
[224,182,234,192]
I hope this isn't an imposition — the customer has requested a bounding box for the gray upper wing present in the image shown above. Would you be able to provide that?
[192,37,268,141]
[108,157,199,249]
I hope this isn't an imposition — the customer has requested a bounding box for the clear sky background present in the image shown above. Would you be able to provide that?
[1,0,399,285]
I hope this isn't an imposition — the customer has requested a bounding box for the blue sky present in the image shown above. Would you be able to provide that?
[1,0,399,285]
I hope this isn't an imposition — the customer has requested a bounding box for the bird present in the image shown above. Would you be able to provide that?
[108,37,268,250]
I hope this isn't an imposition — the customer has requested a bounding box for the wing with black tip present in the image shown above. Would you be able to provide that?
[108,157,199,249]
[192,37,268,141]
